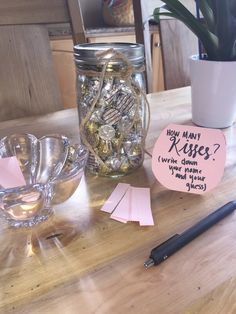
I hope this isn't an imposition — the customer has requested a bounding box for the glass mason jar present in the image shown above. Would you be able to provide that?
[74,43,148,177]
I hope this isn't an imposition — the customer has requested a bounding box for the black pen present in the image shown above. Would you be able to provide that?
[144,200,236,268]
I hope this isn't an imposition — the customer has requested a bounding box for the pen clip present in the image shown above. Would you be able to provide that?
[152,234,180,252]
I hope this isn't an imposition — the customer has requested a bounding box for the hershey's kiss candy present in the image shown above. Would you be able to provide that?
[133,121,143,135]
[127,143,143,157]
[85,121,99,133]
[90,78,100,89]
[91,109,103,123]
[102,108,121,125]
[112,136,122,151]
[99,164,111,175]
[106,88,120,104]
[80,84,87,96]
[116,93,135,114]
[98,125,116,141]
[103,79,113,92]
[129,155,143,168]
[118,115,133,133]
[87,153,100,169]
[86,132,100,148]
[120,157,131,173]
[110,158,122,171]
[98,140,113,159]
[97,98,106,108]
[79,104,89,118]
[123,140,133,153]
[105,157,122,171]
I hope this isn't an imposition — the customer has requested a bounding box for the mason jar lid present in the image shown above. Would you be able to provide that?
[74,42,144,65]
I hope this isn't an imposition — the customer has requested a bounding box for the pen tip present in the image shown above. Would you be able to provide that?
[144,258,154,269]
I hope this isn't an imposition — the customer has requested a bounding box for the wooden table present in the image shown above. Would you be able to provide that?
[1,87,236,314]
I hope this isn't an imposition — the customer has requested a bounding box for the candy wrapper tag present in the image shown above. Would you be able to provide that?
[152,124,226,194]
[0,156,26,188]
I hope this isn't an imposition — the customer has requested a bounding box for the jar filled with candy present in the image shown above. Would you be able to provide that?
[74,43,148,176]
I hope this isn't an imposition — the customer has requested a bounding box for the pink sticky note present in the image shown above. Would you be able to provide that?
[130,187,154,226]
[100,183,130,213]
[0,156,26,188]
[110,187,131,223]
[152,124,226,194]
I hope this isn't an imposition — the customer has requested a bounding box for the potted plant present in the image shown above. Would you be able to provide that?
[153,0,236,128]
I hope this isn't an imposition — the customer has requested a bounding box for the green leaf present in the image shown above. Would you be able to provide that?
[153,7,179,21]
[153,0,236,60]
[199,0,215,34]
[153,0,219,59]
[213,0,236,60]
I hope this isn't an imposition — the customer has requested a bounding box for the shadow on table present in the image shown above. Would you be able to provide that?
[0,216,83,269]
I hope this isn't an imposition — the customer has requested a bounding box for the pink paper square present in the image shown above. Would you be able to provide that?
[0,156,26,189]
[100,183,130,213]
[130,187,154,226]
[110,187,131,223]
[110,216,128,224]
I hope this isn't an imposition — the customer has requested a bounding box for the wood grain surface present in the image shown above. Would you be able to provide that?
[160,19,198,90]
[0,0,69,25]
[0,25,63,121]
[1,87,236,314]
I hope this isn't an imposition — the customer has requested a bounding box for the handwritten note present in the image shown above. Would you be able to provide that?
[152,124,226,194]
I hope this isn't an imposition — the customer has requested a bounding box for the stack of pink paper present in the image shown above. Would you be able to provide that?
[101,183,154,226]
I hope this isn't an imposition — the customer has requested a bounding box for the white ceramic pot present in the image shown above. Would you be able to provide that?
[190,55,236,128]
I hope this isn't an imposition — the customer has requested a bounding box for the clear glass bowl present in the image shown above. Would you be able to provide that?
[0,134,88,228]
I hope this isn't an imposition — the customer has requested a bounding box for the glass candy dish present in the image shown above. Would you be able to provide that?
[0,134,88,228]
